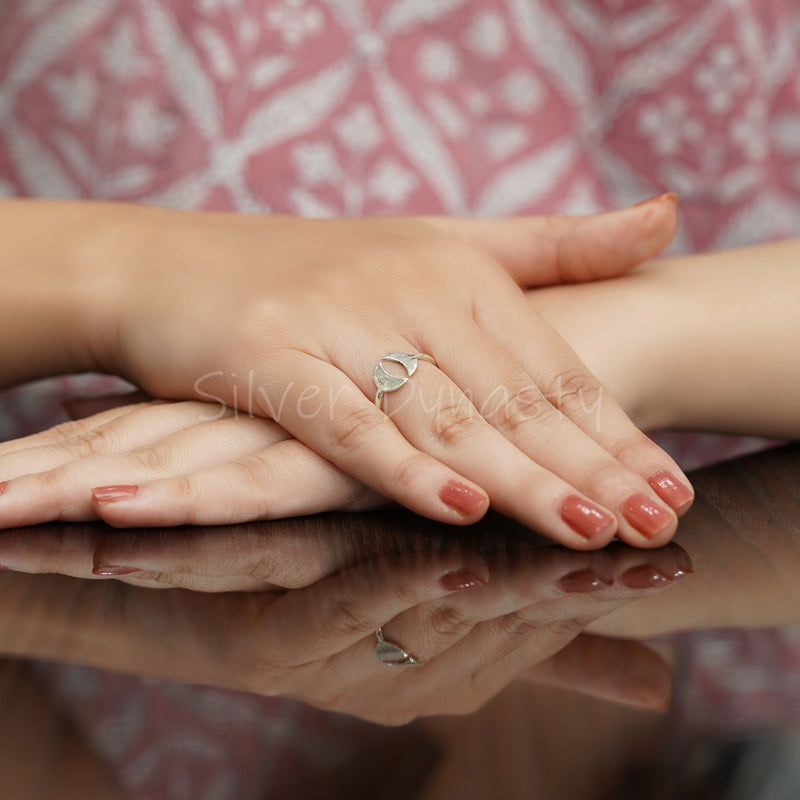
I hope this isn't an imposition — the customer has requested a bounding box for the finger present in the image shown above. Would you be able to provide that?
[0,414,290,526]
[0,401,226,477]
[254,351,491,526]
[423,194,678,286]
[363,541,690,674]
[0,401,158,459]
[90,438,381,529]
[520,634,673,711]
[434,319,683,546]
[255,550,490,669]
[379,355,619,549]
[472,288,692,542]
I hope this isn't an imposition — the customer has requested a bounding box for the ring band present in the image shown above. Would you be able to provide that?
[374,352,436,410]
[375,627,425,667]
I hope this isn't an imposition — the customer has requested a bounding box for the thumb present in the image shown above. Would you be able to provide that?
[425,193,678,287]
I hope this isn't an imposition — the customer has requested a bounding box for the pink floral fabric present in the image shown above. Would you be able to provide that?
[2,0,800,797]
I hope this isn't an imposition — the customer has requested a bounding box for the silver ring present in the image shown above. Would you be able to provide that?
[373,352,436,411]
[375,627,425,667]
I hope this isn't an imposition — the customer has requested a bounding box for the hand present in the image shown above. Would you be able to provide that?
[0,399,383,529]
[0,522,691,721]
[79,199,691,548]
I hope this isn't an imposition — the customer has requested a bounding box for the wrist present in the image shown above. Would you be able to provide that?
[0,200,143,383]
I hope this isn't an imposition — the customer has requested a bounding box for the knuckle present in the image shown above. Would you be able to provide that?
[331,404,391,455]
[484,382,554,435]
[171,474,195,501]
[389,452,428,491]
[130,441,172,472]
[426,603,473,638]
[327,595,373,639]
[608,431,651,465]
[240,552,282,582]
[59,428,112,460]
[429,400,482,448]
[496,612,546,641]
[544,365,604,418]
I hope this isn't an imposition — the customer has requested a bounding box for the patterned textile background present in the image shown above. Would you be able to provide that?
[1,1,800,797]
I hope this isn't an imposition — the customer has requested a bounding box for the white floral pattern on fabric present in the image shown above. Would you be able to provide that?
[1,1,800,797]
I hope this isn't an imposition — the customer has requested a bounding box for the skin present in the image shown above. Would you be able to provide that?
[0,197,690,548]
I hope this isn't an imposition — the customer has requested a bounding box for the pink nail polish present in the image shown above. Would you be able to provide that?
[92,485,139,503]
[621,494,674,539]
[439,569,488,592]
[0,481,7,495]
[560,495,615,540]
[620,564,687,590]
[559,568,613,593]
[439,481,487,516]
[648,471,694,512]
[93,564,141,576]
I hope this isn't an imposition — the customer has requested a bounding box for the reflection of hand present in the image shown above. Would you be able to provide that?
[81,200,689,548]
[1,531,690,721]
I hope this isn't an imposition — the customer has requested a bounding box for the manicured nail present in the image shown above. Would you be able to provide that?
[0,481,7,495]
[439,481,487,516]
[621,493,674,539]
[560,495,615,540]
[559,568,613,594]
[633,192,677,208]
[648,471,694,512]
[619,564,687,590]
[92,485,139,503]
[439,568,488,593]
[92,564,141,576]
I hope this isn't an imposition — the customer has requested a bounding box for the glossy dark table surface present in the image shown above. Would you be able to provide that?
[2,443,800,799]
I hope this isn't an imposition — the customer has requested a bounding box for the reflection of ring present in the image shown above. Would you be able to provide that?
[375,627,425,667]
[374,352,436,411]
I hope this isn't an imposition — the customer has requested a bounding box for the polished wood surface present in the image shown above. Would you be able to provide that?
[2,443,799,799]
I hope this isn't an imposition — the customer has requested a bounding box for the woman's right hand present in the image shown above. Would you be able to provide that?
[67,199,690,549]
[1,533,691,722]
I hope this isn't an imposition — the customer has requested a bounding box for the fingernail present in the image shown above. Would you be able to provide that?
[560,495,615,540]
[621,493,674,539]
[0,481,7,495]
[92,485,139,503]
[439,481,487,516]
[92,564,141,576]
[620,564,687,590]
[439,568,488,592]
[633,192,678,208]
[648,471,694,512]
[559,568,613,594]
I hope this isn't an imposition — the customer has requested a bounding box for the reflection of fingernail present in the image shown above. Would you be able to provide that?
[560,496,615,540]
[439,481,487,516]
[621,494,674,538]
[439,569,488,593]
[674,548,694,575]
[92,485,139,503]
[648,471,694,512]
[559,568,613,594]
[92,564,141,576]
[619,565,687,590]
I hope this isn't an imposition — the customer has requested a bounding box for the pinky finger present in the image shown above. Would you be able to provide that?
[91,439,383,527]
